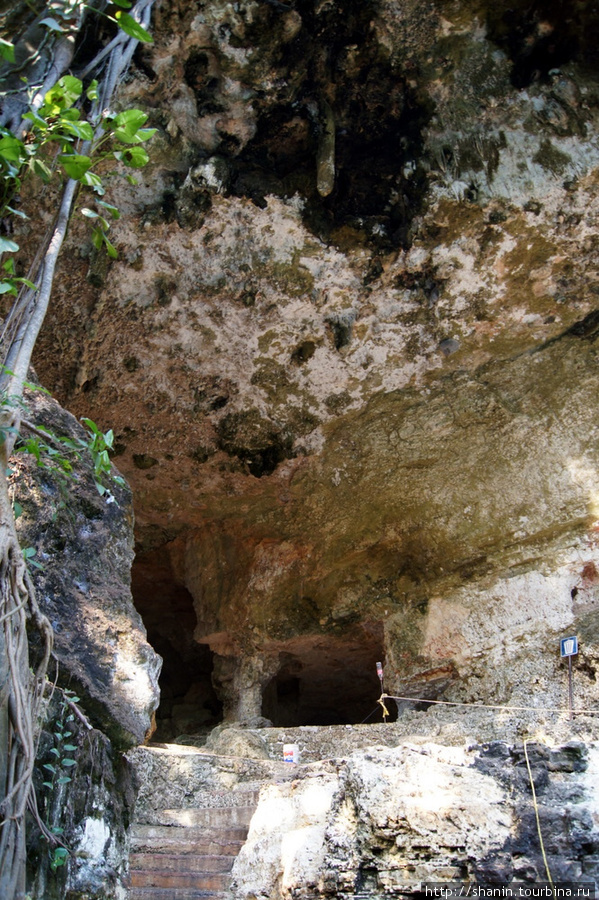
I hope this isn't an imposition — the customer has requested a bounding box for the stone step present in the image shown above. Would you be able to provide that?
[142,807,255,828]
[130,853,236,874]
[167,789,260,809]
[130,835,246,857]
[130,869,232,891]
[128,889,228,900]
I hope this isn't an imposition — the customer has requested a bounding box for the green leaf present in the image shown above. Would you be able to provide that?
[134,127,157,143]
[43,763,56,773]
[62,744,77,752]
[114,11,153,43]
[44,75,83,113]
[97,200,120,220]
[15,277,37,291]
[23,546,44,570]
[103,235,118,259]
[112,0,132,7]
[0,39,15,63]
[6,205,28,219]
[86,79,99,101]
[114,109,148,130]
[49,747,60,757]
[113,109,151,143]
[61,120,94,141]
[58,153,93,180]
[42,781,53,788]
[91,227,104,251]
[80,170,105,194]
[114,146,149,168]
[0,282,17,296]
[0,237,19,253]
[81,207,99,219]
[13,500,22,518]
[22,108,48,131]
[59,108,81,122]
[61,758,76,767]
[57,775,72,784]
[81,418,100,435]
[29,157,52,182]
[0,135,26,163]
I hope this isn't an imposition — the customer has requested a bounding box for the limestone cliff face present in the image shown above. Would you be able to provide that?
[231,739,599,899]
[14,387,161,749]
[128,728,599,899]
[12,387,160,898]
[27,0,599,725]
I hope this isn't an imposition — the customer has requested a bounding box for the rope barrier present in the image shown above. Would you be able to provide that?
[524,740,554,887]
[382,693,599,716]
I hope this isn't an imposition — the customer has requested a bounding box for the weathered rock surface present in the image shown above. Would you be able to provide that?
[231,738,599,898]
[24,0,599,725]
[13,386,161,748]
[126,730,599,900]
[28,688,137,900]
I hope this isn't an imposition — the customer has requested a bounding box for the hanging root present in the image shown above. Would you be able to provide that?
[0,526,53,899]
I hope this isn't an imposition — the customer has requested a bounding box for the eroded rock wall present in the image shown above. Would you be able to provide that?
[14,387,161,749]
[231,740,599,899]
[11,388,160,898]
[23,0,599,725]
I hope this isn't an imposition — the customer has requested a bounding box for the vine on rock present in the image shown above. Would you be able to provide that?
[0,2,156,897]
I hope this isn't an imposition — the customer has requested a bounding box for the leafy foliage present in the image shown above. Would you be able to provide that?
[40,689,81,874]
[0,73,155,289]
[16,415,126,499]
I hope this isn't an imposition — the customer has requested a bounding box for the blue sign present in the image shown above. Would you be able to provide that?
[560,636,578,657]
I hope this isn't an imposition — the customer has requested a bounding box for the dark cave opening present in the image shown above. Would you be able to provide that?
[131,550,223,742]
[262,630,397,726]
[131,547,396,734]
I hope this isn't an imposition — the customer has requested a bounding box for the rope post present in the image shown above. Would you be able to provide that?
[376,662,389,723]
[376,661,384,693]
[568,655,573,722]
[560,635,578,721]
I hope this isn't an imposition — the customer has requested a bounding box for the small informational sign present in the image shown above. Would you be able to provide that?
[561,636,578,658]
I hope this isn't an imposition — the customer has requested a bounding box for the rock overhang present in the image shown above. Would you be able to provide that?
[24,0,599,733]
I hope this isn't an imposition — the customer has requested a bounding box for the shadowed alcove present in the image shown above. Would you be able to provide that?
[261,628,396,726]
[132,539,396,734]
[131,548,223,741]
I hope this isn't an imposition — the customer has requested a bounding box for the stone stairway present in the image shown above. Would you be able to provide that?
[126,741,299,900]
[125,724,427,900]
[127,793,258,900]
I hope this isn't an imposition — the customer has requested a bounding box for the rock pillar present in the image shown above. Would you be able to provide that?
[212,651,279,726]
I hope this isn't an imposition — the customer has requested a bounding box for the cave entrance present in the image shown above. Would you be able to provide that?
[262,627,396,726]
[131,546,223,742]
